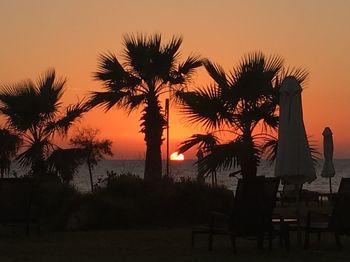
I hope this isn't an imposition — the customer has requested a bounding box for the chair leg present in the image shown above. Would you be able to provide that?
[282,225,290,252]
[230,234,237,253]
[268,232,273,251]
[334,232,342,250]
[317,232,321,245]
[304,230,310,249]
[208,232,213,251]
[257,233,264,250]
[26,223,30,236]
[191,232,194,248]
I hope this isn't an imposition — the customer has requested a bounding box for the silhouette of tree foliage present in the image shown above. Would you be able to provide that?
[176,51,308,178]
[0,69,87,179]
[70,127,113,191]
[88,33,202,181]
[0,128,22,178]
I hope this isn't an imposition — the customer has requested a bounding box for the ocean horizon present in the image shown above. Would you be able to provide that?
[9,159,350,194]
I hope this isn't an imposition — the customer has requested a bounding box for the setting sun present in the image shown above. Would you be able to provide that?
[170,152,185,161]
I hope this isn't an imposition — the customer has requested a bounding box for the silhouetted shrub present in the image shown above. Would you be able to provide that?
[62,173,234,230]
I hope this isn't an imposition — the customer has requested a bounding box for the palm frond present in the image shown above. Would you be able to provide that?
[94,52,140,90]
[47,101,87,136]
[87,90,130,111]
[0,80,40,130]
[16,138,53,168]
[261,136,278,164]
[204,59,230,88]
[37,69,66,119]
[47,147,85,183]
[178,55,203,76]
[0,128,22,176]
[178,133,219,154]
[279,67,309,87]
[198,139,244,176]
[177,86,233,130]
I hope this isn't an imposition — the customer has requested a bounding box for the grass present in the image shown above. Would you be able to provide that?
[1,177,348,261]
[1,227,350,262]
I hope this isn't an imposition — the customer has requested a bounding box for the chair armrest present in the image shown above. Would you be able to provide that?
[209,211,229,219]
[272,213,298,224]
[208,211,229,228]
[306,211,330,227]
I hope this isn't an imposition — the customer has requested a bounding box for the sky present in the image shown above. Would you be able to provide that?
[0,0,349,159]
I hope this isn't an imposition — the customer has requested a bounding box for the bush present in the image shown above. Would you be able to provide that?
[61,173,234,230]
[29,178,81,230]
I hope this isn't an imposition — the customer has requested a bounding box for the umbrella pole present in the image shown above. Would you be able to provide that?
[296,185,302,247]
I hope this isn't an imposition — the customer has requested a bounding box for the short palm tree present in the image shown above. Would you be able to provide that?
[177,52,308,178]
[0,69,87,179]
[70,127,113,192]
[0,128,22,178]
[88,34,202,181]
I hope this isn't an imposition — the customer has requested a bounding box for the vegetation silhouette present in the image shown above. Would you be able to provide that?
[176,52,308,178]
[70,127,113,192]
[88,33,202,181]
[0,69,87,180]
[0,128,21,178]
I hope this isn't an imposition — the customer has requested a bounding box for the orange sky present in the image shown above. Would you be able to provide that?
[1,0,349,159]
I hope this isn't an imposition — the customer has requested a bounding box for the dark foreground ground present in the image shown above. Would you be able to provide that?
[1,227,350,262]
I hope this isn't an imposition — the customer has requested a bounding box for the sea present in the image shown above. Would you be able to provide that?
[9,159,350,193]
[71,159,350,193]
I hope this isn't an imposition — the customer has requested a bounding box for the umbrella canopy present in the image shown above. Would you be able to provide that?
[321,127,335,194]
[321,127,335,178]
[274,76,316,185]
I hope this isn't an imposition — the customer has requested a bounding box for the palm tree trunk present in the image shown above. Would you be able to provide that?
[143,95,165,181]
[240,133,258,178]
[87,160,94,192]
[144,140,162,181]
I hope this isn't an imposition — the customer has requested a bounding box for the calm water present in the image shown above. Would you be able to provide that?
[72,159,350,193]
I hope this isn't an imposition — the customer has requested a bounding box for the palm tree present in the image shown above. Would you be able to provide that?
[177,52,308,178]
[0,69,87,179]
[70,127,113,192]
[0,128,22,178]
[46,147,86,184]
[88,34,202,181]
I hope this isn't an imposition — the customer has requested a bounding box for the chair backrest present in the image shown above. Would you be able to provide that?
[337,177,350,194]
[263,177,280,215]
[230,176,265,235]
[0,178,34,222]
[282,183,302,198]
[330,178,350,232]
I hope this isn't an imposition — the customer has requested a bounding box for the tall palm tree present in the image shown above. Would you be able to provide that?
[88,34,202,181]
[0,128,22,178]
[177,52,308,178]
[0,69,87,179]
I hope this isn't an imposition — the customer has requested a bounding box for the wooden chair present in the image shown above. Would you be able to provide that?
[304,177,350,250]
[191,177,284,251]
[278,183,302,206]
[0,178,40,235]
[278,183,319,207]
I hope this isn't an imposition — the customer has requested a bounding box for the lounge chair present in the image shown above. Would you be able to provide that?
[304,177,350,250]
[191,176,284,251]
[0,178,40,235]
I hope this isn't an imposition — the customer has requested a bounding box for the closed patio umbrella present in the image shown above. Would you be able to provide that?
[321,127,335,194]
[274,76,316,245]
[275,76,316,185]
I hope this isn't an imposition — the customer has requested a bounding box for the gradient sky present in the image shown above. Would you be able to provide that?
[1,0,349,159]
